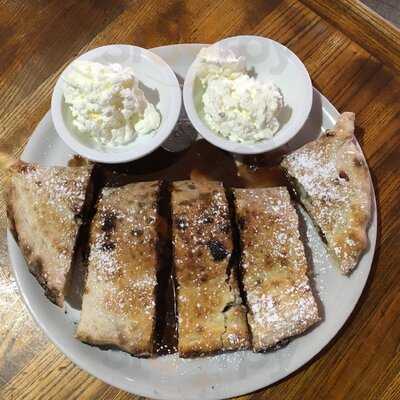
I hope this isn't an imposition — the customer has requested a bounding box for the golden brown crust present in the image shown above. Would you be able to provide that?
[6,160,93,306]
[76,181,162,357]
[281,112,372,274]
[233,187,320,351]
[172,180,250,358]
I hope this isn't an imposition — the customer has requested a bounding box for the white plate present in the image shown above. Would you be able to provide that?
[7,44,377,400]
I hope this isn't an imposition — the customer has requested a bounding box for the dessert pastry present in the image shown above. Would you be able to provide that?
[76,181,162,356]
[281,112,372,274]
[233,186,320,351]
[6,161,94,306]
[172,180,250,357]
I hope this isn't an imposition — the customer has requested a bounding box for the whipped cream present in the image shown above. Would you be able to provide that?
[196,45,246,83]
[196,45,284,143]
[63,60,160,147]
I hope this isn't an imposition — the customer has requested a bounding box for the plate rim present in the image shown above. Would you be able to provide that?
[7,43,377,400]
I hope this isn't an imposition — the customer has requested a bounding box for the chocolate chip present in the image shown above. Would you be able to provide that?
[317,226,328,245]
[131,228,144,237]
[20,164,35,173]
[202,215,214,224]
[101,241,115,251]
[102,212,116,232]
[207,240,228,261]
[176,217,188,230]
[220,222,231,234]
[326,130,335,137]
[33,258,43,274]
[146,216,156,224]
[74,214,83,224]
[339,171,349,181]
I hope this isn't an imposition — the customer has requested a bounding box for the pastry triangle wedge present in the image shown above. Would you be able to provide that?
[281,112,372,274]
[6,161,94,306]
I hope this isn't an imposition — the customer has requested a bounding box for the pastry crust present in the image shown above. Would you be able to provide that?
[172,180,250,357]
[233,187,320,351]
[76,181,162,357]
[281,112,372,274]
[5,161,93,307]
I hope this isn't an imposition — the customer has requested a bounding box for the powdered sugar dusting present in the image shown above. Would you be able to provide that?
[282,120,372,273]
[78,181,161,355]
[10,163,92,305]
[172,180,250,355]
[21,164,90,221]
[286,150,348,203]
[234,187,320,349]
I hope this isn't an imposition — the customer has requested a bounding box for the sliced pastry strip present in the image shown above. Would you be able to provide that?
[172,180,250,357]
[233,187,320,351]
[281,112,372,274]
[6,161,94,307]
[76,181,162,357]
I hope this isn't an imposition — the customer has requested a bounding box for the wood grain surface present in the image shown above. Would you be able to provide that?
[0,1,399,399]
[302,0,400,74]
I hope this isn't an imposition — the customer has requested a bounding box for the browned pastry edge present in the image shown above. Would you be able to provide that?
[76,334,153,358]
[64,166,99,307]
[5,160,95,307]
[178,338,247,358]
[6,194,62,305]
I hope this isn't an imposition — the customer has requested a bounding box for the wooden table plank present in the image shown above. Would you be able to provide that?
[0,0,399,399]
[0,0,129,120]
[301,0,400,74]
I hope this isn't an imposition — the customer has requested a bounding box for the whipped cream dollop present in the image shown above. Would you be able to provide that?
[63,60,161,147]
[196,45,284,143]
[196,45,246,82]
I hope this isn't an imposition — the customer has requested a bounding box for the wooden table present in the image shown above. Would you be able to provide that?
[0,1,399,399]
